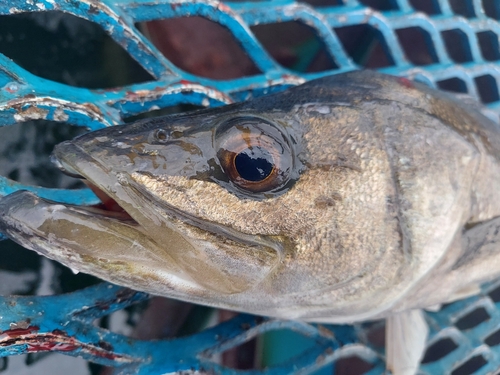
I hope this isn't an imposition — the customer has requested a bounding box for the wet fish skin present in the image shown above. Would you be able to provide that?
[1,71,500,325]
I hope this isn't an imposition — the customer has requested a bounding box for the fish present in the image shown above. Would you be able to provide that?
[1,70,500,374]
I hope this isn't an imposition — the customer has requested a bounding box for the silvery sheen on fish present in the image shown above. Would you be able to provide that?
[1,71,500,373]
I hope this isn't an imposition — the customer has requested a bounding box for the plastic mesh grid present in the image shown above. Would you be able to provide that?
[0,0,500,374]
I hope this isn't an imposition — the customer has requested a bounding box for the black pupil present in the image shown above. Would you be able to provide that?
[235,148,273,182]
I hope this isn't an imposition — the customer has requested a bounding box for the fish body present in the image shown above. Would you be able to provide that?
[1,71,500,327]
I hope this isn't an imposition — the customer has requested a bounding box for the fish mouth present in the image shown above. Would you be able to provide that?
[0,144,262,298]
[49,143,136,222]
[0,139,280,296]
[50,154,129,219]
[52,142,280,254]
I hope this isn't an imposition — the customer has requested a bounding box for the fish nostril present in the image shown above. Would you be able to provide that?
[154,129,170,143]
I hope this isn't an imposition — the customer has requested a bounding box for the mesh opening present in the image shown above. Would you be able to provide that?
[409,0,442,15]
[251,21,338,72]
[477,31,500,61]
[95,302,214,341]
[451,355,488,375]
[88,363,113,375]
[302,0,344,6]
[449,0,476,18]
[441,29,474,63]
[140,17,261,79]
[396,27,439,65]
[483,0,500,19]
[260,328,318,368]
[25,352,51,366]
[94,301,148,336]
[475,75,500,103]
[358,0,399,11]
[366,323,385,348]
[204,325,336,371]
[0,358,6,371]
[334,24,395,68]
[422,338,459,363]
[0,12,153,89]
[437,77,468,93]
[220,336,258,370]
[57,266,101,293]
[455,307,491,330]
[0,240,40,295]
[4,353,100,375]
[335,355,374,375]
[178,305,217,337]
[485,328,500,346]
[488,285,500,302]
[0,121,87,189]
[132,298,198,339]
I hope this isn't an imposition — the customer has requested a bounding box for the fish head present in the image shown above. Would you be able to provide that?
[54,109,307,295]
[0,72,426,321]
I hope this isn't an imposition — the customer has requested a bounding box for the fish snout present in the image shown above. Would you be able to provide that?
[0,190,40,233]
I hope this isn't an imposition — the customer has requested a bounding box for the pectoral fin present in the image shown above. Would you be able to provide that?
[386,309,428,375]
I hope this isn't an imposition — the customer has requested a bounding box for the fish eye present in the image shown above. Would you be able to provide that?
[216,118,293,193]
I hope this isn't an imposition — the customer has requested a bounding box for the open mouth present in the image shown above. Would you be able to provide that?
[85,181,128,215]
[0,139,283,296]
[52,142,283,258]
[53,154,135,222]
